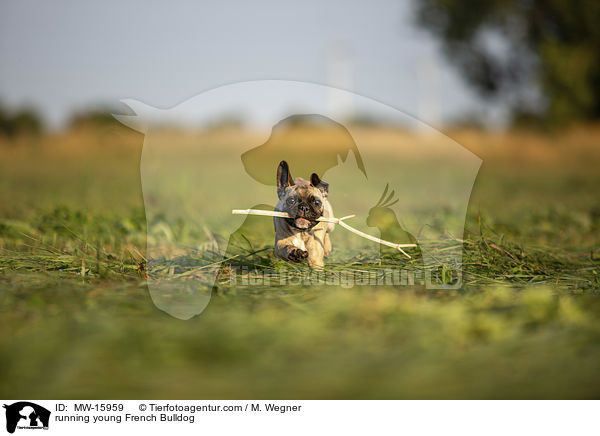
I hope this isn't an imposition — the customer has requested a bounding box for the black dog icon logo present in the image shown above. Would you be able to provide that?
[3,402,50,433]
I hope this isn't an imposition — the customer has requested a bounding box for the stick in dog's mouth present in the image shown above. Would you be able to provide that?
[288,216,318,230]
[232,208,417,258]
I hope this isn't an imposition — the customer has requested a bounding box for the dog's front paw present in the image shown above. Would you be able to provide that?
[288,248,308,262]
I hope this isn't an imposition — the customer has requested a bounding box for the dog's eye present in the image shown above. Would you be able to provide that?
[287,197,296,205]
[314,199,322,207]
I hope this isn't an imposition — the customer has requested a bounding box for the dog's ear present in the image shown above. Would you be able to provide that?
[311,173,329,197]
[277,161,292,194]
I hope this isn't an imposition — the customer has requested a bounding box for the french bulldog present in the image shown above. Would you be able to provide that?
[274,160,334,268]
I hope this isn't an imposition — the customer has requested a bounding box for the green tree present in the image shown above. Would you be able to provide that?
[0,102,43,137]
[414,0,600,125]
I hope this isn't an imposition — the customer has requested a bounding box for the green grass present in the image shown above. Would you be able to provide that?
[1,126,599,398]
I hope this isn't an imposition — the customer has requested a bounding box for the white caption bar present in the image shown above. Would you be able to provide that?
[1,400,597,436]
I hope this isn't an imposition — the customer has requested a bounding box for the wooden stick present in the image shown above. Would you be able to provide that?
[232,208,417,258]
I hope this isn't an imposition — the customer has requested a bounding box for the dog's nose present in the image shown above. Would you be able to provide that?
[298,203,310,214]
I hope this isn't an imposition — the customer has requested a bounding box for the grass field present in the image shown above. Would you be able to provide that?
[1,123,599,399]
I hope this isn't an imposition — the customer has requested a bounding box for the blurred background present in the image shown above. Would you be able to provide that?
[2,0,599,130]
[0,0,515,130]
[1,0,600,399]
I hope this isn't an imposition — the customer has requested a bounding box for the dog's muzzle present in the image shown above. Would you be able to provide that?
[287,215,320,230]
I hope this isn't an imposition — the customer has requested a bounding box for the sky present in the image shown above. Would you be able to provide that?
[0,0,507,129]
